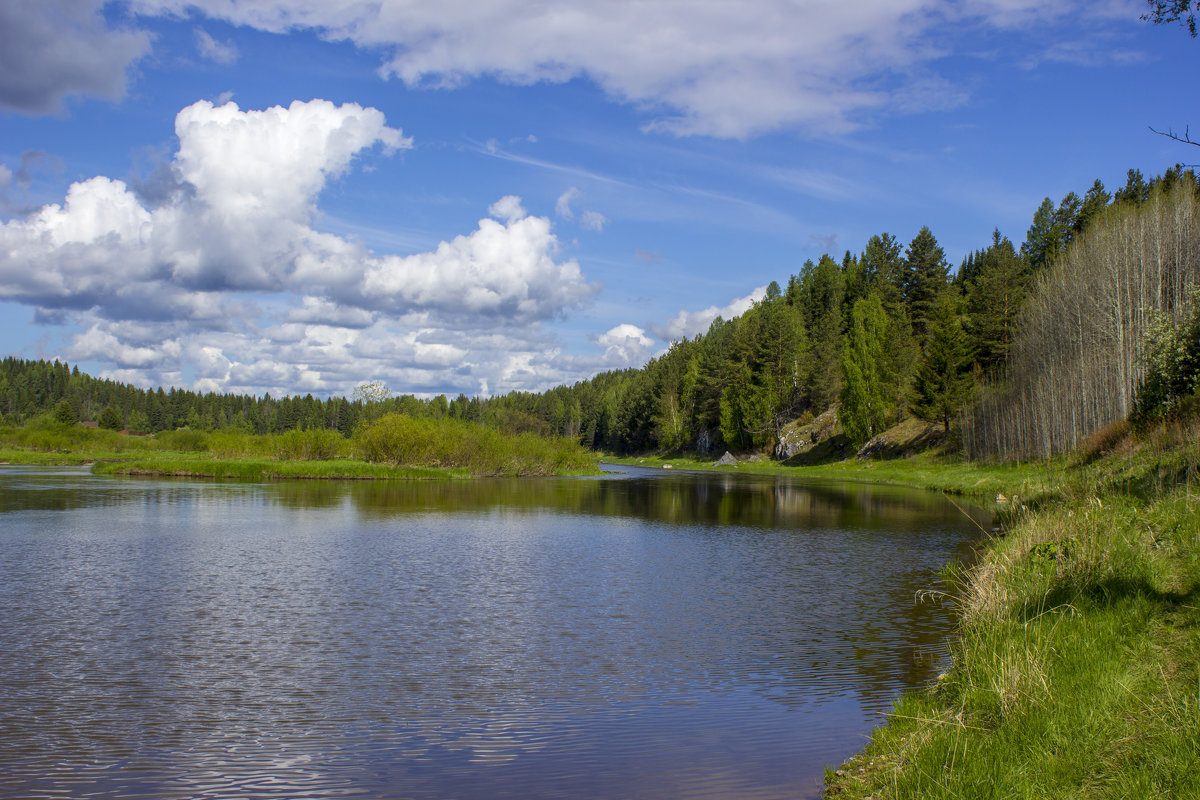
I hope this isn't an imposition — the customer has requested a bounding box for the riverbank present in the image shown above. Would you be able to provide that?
[0,417,601,479]
[89,457,468,481]
[611,432,1200,797]
[816,438,1199,797]
[602,452,1060,504]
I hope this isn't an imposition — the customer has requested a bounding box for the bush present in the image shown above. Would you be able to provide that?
[274,427,345,461]
[357,413,595,476]
[157,428,208,452]
[1132,295,1200,427]
[206,430,270,458]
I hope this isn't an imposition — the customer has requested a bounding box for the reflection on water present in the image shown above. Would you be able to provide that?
[0,465,986,800]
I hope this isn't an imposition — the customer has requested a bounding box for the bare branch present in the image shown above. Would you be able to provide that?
[1149,124,1199,146]
[1148,126,1200,167]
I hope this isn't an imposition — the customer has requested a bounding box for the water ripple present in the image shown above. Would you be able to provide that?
[0,466,984,799]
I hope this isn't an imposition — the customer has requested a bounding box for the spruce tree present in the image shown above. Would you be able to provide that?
[964,230,1026,376]
[902,226,950,344]
[912,291,975,431]
[862,233,904,311]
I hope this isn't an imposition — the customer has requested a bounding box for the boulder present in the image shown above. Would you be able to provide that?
[715,451,738,466]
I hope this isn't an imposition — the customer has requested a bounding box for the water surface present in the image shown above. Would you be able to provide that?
[0,464,986,799]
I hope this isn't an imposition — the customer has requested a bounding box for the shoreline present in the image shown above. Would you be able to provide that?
[611,448,1200,798]
[0,449,600,480]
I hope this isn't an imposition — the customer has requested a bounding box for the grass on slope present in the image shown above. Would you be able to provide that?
[825,425,1200,800]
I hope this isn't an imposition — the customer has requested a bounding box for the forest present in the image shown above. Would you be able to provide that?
[3,165,1199,463]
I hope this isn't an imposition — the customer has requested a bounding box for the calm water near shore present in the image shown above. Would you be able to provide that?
[0,464,987,799]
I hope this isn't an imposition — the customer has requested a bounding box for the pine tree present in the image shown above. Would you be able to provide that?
[912,291,975,431]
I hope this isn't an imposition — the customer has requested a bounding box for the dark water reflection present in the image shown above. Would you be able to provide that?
[0,464,986,799]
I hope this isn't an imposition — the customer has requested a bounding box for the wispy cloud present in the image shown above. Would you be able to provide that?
[122,0,1133,138]
[195,28,238,64]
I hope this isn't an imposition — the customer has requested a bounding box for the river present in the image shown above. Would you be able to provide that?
[0,463,986,799]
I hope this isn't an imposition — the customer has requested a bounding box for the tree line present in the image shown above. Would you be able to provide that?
[487,167,1200,457]
[5,166,1197,461]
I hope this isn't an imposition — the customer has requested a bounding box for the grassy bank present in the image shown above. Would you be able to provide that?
[824,432,1200,798]
[0,415,600,479]
[603,452,1061,504]
[606,430,1200,797]
[90,457,466,481]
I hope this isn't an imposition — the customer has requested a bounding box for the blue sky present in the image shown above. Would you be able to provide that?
[1,0,1197,398]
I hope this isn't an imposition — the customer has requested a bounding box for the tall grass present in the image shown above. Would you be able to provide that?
[0,418,160,456]
[92,457,462,481]
[357,413,598,476]
[0,415,598,478]
[826,433,1200,799]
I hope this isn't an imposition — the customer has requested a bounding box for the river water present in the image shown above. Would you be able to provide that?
[0,464,986,799]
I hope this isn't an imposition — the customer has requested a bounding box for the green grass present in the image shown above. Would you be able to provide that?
[91,456,466,481]
[825,437,1200,799]
[358,414,600,477]
[0,416,601,479]
[604,452,1065,504]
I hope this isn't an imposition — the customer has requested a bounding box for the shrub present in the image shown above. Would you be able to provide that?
[357,413,595,476]
[157,428,208,452]
[1132,294,1200,427]
[274,427,345,461]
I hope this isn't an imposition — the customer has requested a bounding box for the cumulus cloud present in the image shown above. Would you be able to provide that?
[0,98,602,397]
[594,323,654,366]
[650,287,768,342]
[127,0,1124,138]
[0,0,152,114]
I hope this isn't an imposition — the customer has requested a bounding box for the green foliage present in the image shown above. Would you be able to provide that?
[99,405,124,431]
[803,255,845,408]
[156,427,208,451]
[274,427,346,460]
[862,232,905,311]
[912,291,975,431]
[963,229,1027,376]
[53,400,77,425]
[1132,296,1200,426]
[356,413,597,476]
[828,436,1200,800]
[902,226,950,343]
[1144,1,1200,36]
[840,294,890,447]
[92,457,460,481]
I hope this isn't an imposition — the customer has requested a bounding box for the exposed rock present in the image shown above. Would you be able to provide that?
[662,463,673,469]
[715,451,738,466]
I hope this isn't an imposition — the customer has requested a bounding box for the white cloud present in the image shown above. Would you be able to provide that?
[127,0,1125,138]
[0,98,604,398]
[579,210,608,232]
[0,0,152,114]
[555,186,607,231]
[650,287,768,342]
[195,28,238,64]
[488,195,526,224]
[555,187,581,220]
[594,323,654,366]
